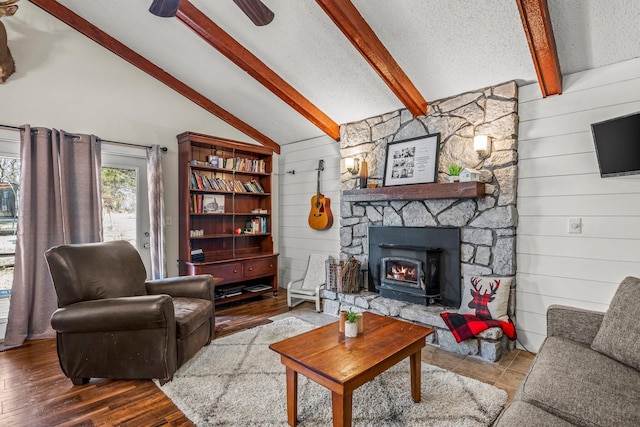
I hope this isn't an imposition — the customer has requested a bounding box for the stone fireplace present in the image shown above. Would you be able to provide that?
[321,81,519,361]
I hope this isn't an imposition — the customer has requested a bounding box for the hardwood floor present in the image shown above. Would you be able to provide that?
[0,293,288,426]
[0,293,532,426]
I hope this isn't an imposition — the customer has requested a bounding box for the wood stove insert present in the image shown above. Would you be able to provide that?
[369,226,461,308]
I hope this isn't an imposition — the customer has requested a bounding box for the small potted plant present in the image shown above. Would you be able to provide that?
[448,164,463,182]
[344,309,359,337]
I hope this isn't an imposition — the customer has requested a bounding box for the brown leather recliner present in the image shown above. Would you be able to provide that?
[45,240,215,385]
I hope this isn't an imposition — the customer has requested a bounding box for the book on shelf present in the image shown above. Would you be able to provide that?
[249,216,268,234]
[195,174,205,190]
[190,194,202,213]
[217,157,266,173]
[220,285,245,296]
[242,181,254,192]
[251,208,269,214]
[190,248,204,262]
[213,178,228,191]
[196,174,208,190]
[189,159,208,167]
[251,179,265,192]
[208,155,220,168]
[244,284,272,293]
[233,180,245,192]
[222,157,235,170]
[208,176,219,190]
[223,291,242,297]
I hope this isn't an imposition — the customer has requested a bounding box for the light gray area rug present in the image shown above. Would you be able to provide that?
[156,317,508,426]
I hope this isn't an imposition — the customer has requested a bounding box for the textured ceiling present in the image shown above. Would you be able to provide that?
[16,0,640,145]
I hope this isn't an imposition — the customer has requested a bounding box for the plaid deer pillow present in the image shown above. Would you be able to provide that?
[458,275,513,321]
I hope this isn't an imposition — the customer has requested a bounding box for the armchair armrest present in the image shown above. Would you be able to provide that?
[51,295,174,334]
[146,275,216,302]
[547,304,605,346]
[287,278,303,291]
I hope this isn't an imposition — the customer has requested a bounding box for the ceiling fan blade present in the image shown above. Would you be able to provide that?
[149,0,181,18]
[233,0,274,26]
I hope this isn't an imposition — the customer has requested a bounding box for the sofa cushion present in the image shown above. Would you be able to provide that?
[495,401,575,427]
[518,336,640,427]
[591,276,640,371]
[458,275,512,320]
[172,297,213,339]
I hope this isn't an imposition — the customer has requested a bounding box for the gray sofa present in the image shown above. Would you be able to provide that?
[495,276,640,427]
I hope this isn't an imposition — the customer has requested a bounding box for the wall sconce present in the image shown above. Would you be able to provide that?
[474,135,491,156]
[345,157,360,175]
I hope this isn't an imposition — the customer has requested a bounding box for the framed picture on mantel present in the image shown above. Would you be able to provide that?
[383,133,440,187]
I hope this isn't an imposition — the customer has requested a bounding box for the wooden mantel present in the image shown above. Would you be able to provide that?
[342,181,485,202]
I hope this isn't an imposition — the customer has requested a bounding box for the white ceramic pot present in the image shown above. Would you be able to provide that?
[345,321,358,337]
[449,175,459,182]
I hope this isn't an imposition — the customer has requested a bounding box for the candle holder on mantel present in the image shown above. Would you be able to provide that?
[358,160,368,189]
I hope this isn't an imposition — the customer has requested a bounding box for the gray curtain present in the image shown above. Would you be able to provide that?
[2,125,102,349]
[147,145,166,279]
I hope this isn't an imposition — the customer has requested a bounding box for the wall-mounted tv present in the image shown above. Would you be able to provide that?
[591,112,640,178]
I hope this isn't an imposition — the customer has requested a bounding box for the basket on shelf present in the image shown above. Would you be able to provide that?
[326,257,361,293]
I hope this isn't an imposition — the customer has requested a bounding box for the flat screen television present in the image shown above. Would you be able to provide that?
[591,112,640,177]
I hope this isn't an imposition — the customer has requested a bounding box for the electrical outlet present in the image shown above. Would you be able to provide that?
[165,216,173,226]
[568,217,582,234]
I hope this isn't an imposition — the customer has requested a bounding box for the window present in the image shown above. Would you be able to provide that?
[0,130,19,340]
[0,157,18,298]
[102,166,138,248]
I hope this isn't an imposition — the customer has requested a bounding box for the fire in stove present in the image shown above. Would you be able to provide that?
[386,261,418,283]
[379,251,442,305]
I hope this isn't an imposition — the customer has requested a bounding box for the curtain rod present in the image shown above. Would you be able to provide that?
[0,124,167,152]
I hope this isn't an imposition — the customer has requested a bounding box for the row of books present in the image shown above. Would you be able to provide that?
[190,157,267,173]
[191,194,225,214]
[248,216,268,234]
[191,172,265,193]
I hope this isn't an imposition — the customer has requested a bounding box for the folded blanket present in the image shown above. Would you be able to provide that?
[440,312,517,343]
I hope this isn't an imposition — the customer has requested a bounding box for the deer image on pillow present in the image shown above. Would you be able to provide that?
[458,275,513,321]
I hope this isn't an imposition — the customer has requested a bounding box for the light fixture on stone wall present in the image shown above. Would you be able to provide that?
[345,157,360,175]
[474,135,491,157]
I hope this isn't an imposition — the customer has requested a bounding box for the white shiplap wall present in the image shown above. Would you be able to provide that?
[517,57,640,352]
[278,136,342,289]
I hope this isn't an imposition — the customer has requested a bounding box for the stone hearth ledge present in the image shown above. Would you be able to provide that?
[322,289,515,362]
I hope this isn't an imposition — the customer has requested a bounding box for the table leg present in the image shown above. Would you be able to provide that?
[331,390,352,427]
[286,367,298,426]
[410,349,422,403]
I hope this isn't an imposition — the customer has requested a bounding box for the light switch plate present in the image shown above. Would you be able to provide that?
[568,217,582,234]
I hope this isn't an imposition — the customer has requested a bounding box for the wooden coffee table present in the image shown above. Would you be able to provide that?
[269,312,434,427]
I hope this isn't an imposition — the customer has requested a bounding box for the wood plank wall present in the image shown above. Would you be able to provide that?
[517,57,640,352]
[278,135,341,290]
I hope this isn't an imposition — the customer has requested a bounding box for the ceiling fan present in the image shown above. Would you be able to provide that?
[149,0,274,26]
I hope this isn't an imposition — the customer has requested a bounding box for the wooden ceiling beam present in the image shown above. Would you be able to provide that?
[29,0,281,153]
[516,0,562,97]
[176,0,341,141]
[316,0,427,117]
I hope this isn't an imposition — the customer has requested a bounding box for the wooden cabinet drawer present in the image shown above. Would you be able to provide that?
[217,262,243,283]
[243,257,276,279]
[196,262,242,284]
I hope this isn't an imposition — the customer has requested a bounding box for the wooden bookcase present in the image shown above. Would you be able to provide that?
[177,131,278,305]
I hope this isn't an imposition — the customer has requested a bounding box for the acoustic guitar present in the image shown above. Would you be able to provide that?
[308,160,333,230]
